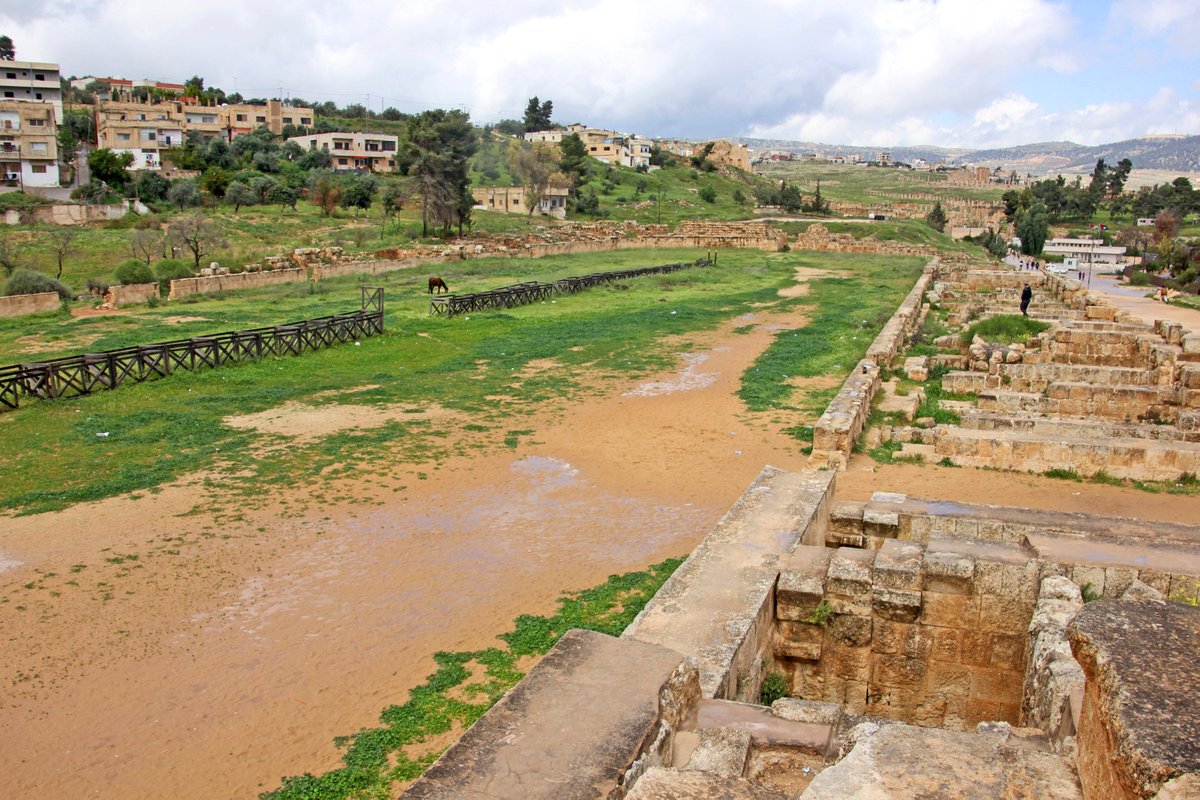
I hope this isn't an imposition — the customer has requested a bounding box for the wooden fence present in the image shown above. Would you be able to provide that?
[0,287,384,412]
[429,257,713,317]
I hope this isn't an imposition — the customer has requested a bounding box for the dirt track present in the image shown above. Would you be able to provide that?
[1,274,1197,799]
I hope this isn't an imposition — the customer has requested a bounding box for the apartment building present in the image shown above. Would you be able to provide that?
[471,185,568,218]
[95,99,185,170]
[96,98,315,170]
[0,60,63,123]
[1042,238,1128,266]
[286,131,398,173]
[0,99,60,188]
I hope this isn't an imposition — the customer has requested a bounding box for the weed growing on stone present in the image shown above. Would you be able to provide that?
[759,672,789,706]
[260,557,683,800]
[1042,467,1082,481]
[805,598,834,627]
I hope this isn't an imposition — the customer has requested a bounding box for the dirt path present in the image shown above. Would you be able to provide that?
[0,305,810,799]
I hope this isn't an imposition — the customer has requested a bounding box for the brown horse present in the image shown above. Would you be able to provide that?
[428,276,449,294]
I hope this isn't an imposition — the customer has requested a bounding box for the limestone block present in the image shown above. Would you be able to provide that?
[862,507,901,539]
[872,587,923,622]
[980,595,1035,635]
[827,548,876,597]
[873,539,925,591]
[1121,580,1164,602]
[920,590,981,629]
[874,653,928,688]
[831,646,871,682]
[829,613,873,647]
[681,727,752,777]
[776,546,832,621]
[924,549,976,594]
[776,639,822,662]
[961,630,993,667]
[1182,333,1200,355]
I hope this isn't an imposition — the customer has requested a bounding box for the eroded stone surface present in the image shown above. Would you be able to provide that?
[1069,600,1200,799]
[800,721,1082,799]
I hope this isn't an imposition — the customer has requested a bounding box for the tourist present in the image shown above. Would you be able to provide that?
[1020,284,1033,316]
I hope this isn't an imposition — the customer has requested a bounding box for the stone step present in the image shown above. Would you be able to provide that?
[959,410,1200,443]
[626,768,790,800]
[933,425,1200,482]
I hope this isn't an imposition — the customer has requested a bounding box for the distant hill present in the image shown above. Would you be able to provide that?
[737,135,1200,175]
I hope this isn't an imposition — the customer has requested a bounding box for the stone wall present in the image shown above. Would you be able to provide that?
[2,201,147,227]
[0,291,59,318]
[103,282,158,308]
[167,268,307,300]
[791,224,938,258]
[776,539,1035,730]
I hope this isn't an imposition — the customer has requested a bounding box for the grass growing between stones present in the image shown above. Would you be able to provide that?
[960,314,1050,346]
[260,557,683,800]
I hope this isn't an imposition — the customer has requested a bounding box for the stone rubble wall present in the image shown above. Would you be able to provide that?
[167,267,308,300]
[790,224,938,258]
[0,291,60,318]
[102,282,159,308]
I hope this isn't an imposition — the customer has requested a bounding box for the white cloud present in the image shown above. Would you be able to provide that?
[0,0,1195,147]
[1109,0,1200,51]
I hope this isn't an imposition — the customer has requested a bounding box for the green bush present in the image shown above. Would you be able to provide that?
[154,258,195,291]
[698,185,717,203]
[4,268,73,300]
[1128,271,1150,287]
[113,259,155,286]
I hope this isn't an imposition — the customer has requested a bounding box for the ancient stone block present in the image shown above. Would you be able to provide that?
[980,595,1034,635]
[776,640,822,662]
[862,507,900,539]
[872,587,923,622]
[961,630,993,667]
[873,539,925,590]
[930,628,961,663]
[829,613,872,647]
[920,590,980,629]
[831,646,871,682]
[875,653,928,687]
[990,634,1025,671]
[827,548,876,597]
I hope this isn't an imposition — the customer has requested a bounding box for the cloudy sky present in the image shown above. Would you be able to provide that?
[2,0,1197,148]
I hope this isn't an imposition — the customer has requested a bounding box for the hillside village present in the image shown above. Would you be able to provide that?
[4,34,1200,800]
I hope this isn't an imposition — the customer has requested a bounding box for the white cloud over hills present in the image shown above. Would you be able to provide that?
[1,0,1197,148]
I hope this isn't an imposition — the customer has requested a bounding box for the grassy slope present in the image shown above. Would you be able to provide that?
[756,161,1007,205]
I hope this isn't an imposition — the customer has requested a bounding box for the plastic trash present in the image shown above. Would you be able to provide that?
[96,432,110,438]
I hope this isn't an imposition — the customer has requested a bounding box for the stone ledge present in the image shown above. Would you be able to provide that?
[401,629,696,800]
[1069,600,1200,799]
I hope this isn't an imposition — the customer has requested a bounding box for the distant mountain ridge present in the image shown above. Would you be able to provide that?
[736,134,1200,174]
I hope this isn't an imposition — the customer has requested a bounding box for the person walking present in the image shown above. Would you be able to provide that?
[1020,283,1033,316]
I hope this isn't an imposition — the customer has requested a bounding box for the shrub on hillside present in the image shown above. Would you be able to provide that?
[113,258,155,286]
[154,258,195,292]
[4,268,73,300]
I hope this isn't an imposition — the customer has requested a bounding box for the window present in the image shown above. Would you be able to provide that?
[2,92,12,99]
[381,141,395,151]
[255,116,265,123]
[30,142,47,153]
[5,73,14,79]
[35,93,42,100]
[338,158,348,165]
[300,117,311,125]
[283,117,292,124]
[141,130,156,141]
[236,114,246,122]
[28,119,45,127]
[117,133,131,141]
[35,74,45,81]
[32,164,47,173]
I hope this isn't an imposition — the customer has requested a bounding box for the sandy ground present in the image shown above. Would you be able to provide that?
[1,266,1197,799]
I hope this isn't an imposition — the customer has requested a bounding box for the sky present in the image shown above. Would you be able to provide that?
[1,0,1198,149]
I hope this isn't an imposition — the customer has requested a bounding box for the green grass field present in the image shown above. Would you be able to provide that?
[756,161,1007,205]
[0,247,926,516]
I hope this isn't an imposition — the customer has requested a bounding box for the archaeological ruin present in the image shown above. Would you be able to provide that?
[399,244,1199,799]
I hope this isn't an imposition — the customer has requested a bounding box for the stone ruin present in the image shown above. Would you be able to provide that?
[875,264,1200,481]
[398,255,1200,799]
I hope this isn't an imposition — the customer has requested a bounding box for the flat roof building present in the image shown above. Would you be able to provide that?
[287,131,398,173]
